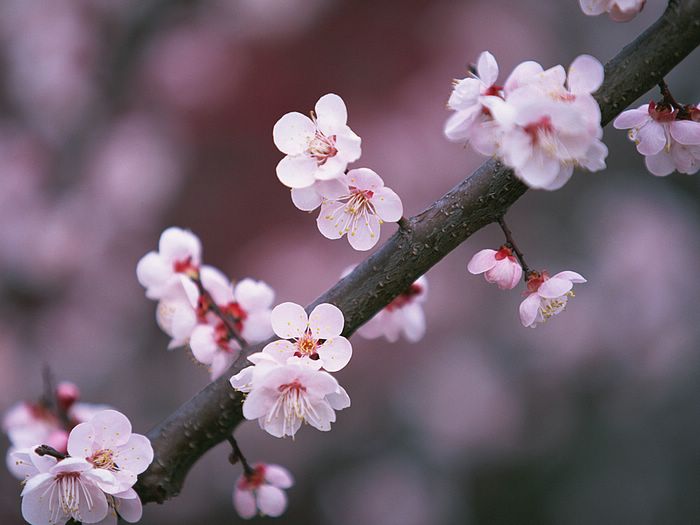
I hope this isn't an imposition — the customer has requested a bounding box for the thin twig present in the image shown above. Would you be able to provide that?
[35,445,67,461]
[227,436,255,477]
[194,278,248,348]
[497,217,531,278]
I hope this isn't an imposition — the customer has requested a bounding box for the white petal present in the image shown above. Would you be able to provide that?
[135,252,170,297]
[273,112,315,155]
[242,389,274,421]
[346,167,383,191]
[335,130,362,162]
[88,410,132,449]
[257,485,288,517]
[262,340,297,362]
[645,150,675,176]
[551,271,586,283]
[326,385,351,410]
[270,302,308,339]
[291,185,322,211]
[115,490,143,523]
[636,122,667,155]
[612,106,648,129]
[317,337,352,372]
[234,279,275,312]
[77,481,109,523]
[567,54,604,94]
[538,277,573,298]
[264,465,294,489]
[67,422,96,459]
[372,187,403,222]
[276,155,317,189]
[467,249,497,274]
[314,93,348,134]
[241,310,274,343]
[21,475,58,525]
[115,434,154,475]
[401,303,426,342]
[444,106,481,141]
[159,227,201,264]
[317,201,348,240]
[189,326,218,365]
[670,120,700,145]
[477,51,499,86]
[348,212,381,251]
[308,303,345,338]
[519,293,541,327]
[233,487,257,519]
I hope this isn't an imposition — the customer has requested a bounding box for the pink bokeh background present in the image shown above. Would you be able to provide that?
[2,1,700,523]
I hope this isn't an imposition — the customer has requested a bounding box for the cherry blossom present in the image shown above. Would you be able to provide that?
[67,409,154,494]
[467,246,523,290]
[579,0,645,22]
[240,361,350,438]
[519,270,587,328]
[136,227,201,300]
[265,302,352,372]
[233,463,293,519]
[289,178,348,212]
[358,276,428,343]
[97,489,143,525]
[155,280,198,350]
[19,452,117,525]
[317,168,403,251]
[444,51,502,142]
[613,101,700,175]
[273,93,361,188]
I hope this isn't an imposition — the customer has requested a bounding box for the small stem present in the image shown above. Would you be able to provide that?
[35,445,67,460]
[227,436,255,477]
[397,216,411,231]
[40,366,71,429]
[497,216,531,278]
[194,278,248,348]
[658,79,682,110]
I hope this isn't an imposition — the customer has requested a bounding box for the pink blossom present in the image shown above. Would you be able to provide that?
[136,227,201,300]
[67,410,154,494]
[264,302,352,372]
[233,463,293,519]
[358,276,428,343]
[317,168,403,251]
[239,361,350,438]
[96,488,143,525]
[579,0,645,21]
[613,102,700,175]
[273,93,361,188]
[467,246,523,290]
[444,51,502,142]
[519,271,587,328]
[18,452,117,525]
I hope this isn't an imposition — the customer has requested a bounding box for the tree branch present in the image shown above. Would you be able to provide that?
[135,0,700,504]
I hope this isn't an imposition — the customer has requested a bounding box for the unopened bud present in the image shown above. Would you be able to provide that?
[56,382,80,411]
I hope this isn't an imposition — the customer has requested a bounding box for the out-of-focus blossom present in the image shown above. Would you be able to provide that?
[67,409,154,494]
[239,361,350,438]
[18,452,117,525]
[233,463,293,519]
[358,276,428,343]
[614,101,700,176]
[97,488,143,525]
[467,246,523,290]
[265,302,352,372]
[136,227,201,300]
[273,93,361,188]
[317,168,403,251]
[519,270,587,327]
[579,0,645,21]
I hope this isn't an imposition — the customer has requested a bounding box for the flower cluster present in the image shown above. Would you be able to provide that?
[579,0,645,21]
[468,247,586,327]
[13,409,152,525]
[357,275,428,343]
[230,302,351,438]
[274,94,403,250]
[137,227,275,379]
[445,51,607,190]
[3,382,110,480]
[614,100,700,176]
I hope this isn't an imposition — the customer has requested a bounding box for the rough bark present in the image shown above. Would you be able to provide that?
[135,0,700,504]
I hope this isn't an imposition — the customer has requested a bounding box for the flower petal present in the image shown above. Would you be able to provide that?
[235,279,275,312]
[467,249,497,274]
[291,185,322,211]
[88,410,132,449]
[264,465,294,489]
[670,120,700,145]
[477,51,499,86]
[257,485,288,517]
[115,434,154,475]
[314,93,348,135]
[67,422,96,459]
[372,187,403,222]
[317,336,352,372]
[308,303,345,338]
[551,271,586,283]
[233,487,257,519]
[273,112,315,155]
[348,212,381,251]
[538,277,573,298]
[270,302,308,339]
[276,155,317,189]
[567,54,604,94]
[346,167,383,192]
[262,340,296,363]
[519,293,541,327]
[612,106,648,129]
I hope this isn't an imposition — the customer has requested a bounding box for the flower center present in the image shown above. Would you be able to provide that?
[172,256,198,277]
[345,186,374,216]
[307,131,338,166]
[540,291,575,320]
[494,245,514,261]
[238,464,266,490]
[648,100,677,122]
[52,472,92,519]
[88,449,118,471]
[524,116,555,146]
[294,332,319,358]
[525,271,549,294]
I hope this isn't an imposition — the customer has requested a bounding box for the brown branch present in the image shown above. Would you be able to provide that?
[135,0,700,504]
[497,217,531,278]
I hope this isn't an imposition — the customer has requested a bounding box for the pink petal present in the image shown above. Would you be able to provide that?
[291,185,322,211]
[264,465,294,489]
[612,106,648,129]
[317,201,348,240]
[444,106,481,141]
[670,120,700,145]
[262,340,296,363]
[88,410,132,449]
[233,487,257,519]
[539,164,574,191]
[485,259,522,290]
[159,227,201,263]
[635,122,667,155]
[234,279,274,312]
[67,422,96,459]
[519,293,541,327]
[257,485,288,517]
[326,386,351,410]
[348,212,381,251]
[372,187,403,222]
[335,131,362,163]
[314,155,347,180]
[308,303,345,338]
[242,388,274,421]
[314,93,348,135]
[241,310,274,343]
[135,252,170,296]
[567,54,604,94]
[270,302,308,339]
[115,489,143,523]
[21,475,58,524]
[516,152,562,189]
[504,60,543,95]
[538,277,573,298]
[477,51,499,86]
[115,434,153,475]
[346,167,383,192]
[210,352,235,380]
[272,112,315,155]
[551,271,586,283]
[467,249,497,274]
[78,478,110,523]
[401,303,426,342]
[276,155,317,189]
[317,336,352,372]
[645,150,675,176]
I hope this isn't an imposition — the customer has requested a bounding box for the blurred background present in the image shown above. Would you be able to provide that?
[1,0,700,523]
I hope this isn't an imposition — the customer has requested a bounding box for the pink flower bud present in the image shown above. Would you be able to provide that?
[56,381,80,411]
